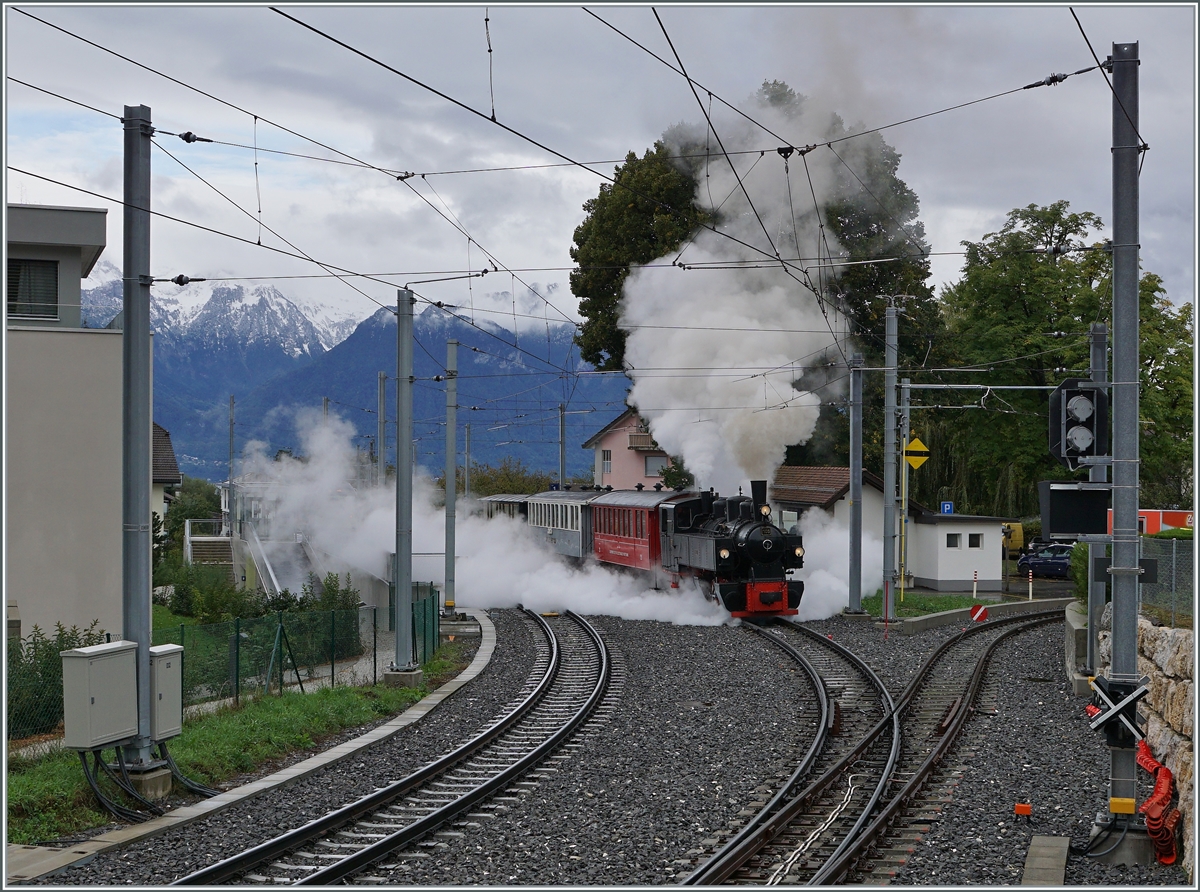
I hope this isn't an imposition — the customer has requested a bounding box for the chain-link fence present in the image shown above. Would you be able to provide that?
[1139,536,1194,628]
[150,607,377,708]
[7,584,442,760]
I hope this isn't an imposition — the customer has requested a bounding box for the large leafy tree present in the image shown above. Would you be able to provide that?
[571,81,945,469]
[570,142,710,370]
[917,201,1193,515]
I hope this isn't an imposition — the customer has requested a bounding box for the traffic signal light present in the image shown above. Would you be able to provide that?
[1049,378,1108,471]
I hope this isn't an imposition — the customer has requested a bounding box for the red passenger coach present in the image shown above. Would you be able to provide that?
[590,489,686,572]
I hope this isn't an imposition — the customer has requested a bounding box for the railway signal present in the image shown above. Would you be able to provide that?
[1049,378,1108,471]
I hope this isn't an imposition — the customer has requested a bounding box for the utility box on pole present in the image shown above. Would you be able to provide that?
[62,640,138,750]
[149,644,184,741]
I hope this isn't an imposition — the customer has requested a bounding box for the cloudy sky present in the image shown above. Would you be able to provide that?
[5,4,1196,329]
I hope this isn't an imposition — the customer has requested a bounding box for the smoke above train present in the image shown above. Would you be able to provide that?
[620,98,854,495]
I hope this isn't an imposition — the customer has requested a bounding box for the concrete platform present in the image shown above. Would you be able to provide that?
[1021,835,1069,885]
[5,607,496,886]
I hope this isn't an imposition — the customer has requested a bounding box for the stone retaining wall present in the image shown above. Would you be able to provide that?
[1097,604,1194,879]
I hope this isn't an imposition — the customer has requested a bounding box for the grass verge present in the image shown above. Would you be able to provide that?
[860,592,991,618]
[6,641,473,845]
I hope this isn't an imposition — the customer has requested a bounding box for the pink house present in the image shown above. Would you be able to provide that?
[581,408,672,491]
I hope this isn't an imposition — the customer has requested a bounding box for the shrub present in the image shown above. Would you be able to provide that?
[7,621,106,740]
[299,572,361,612]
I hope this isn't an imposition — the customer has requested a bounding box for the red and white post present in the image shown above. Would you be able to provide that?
[1028,569,1034,601]
[972,570,978,599]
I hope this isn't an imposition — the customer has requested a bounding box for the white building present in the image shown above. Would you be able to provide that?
[7,204,123,637]
[770,465,1010,592]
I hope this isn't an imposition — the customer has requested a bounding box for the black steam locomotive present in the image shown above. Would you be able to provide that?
[658,479,805,616]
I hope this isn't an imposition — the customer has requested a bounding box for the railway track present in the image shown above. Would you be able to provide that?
[683,608,1062,885]
[173,608,610,886]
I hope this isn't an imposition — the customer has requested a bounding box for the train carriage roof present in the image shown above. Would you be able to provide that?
[525,489,608,505]
[478,493,530,504]
[590,489,697,509]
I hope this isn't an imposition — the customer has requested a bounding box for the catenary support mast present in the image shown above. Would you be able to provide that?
[1107,39,1141,817]
[121,104,154,764]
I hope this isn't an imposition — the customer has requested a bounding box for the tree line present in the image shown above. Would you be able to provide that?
[569,81,1193,516]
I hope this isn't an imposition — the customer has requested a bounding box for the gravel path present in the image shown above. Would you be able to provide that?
[33,607,1189,886]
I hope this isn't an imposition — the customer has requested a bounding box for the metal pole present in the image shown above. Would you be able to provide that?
[1087,323,1109,672]
[395,290,416,670]
[445,340,458,614]
[229,395,235,492]
[465,423,472,500]
[1170,538,1176,627]
[377,371,386,487]
[900,378,911,602]
[882,303,898,620]
[848,354,864,613]
[322,396,329,423]
[559,403,567,489]
[234,616,240,705]
[1108,39,1141,816]
[121,104,154,765]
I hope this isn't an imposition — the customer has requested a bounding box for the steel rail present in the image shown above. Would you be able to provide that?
[685,606,1062,885]
[810,612,1060,884]
[297,609,610,884]
[682,622,889,885]
[173,607,563,886]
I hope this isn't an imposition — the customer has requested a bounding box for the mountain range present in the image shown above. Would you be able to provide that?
[81,263,628,481]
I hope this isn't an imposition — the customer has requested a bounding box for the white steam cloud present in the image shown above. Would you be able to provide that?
[793,508,883,620]
[241,412,730,626]
[621,101,853,494]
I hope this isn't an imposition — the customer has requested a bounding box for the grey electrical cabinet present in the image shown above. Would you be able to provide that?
[149,644,184,741]
[61,640,138,750]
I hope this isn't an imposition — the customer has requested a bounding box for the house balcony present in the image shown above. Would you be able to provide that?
[627,431,661,451]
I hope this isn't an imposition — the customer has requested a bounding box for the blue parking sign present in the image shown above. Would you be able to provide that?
[940,501,954,514]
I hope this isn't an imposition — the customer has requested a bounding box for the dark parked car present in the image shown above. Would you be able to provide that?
[1017,544,1074,578]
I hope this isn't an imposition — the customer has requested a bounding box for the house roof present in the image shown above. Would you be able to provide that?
[770,465,931,514]
[153,423,183,485]
[581,407,638,449]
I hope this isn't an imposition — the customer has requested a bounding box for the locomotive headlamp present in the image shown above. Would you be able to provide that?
[794,546,805,558]
[759,504,771,516]
[718,548,731,560]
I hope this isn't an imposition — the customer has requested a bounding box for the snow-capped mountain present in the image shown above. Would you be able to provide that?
[81,262,364,352]
[79,276,625,479]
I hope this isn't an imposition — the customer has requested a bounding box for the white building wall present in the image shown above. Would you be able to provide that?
[911,521,1003,591]
[5,327,149,637]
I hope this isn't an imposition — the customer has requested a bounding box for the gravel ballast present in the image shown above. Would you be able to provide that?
[31,606,1189,886]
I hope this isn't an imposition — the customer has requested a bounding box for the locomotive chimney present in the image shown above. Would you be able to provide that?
[751,479,768,509]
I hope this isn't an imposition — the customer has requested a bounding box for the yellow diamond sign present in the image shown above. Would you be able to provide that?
[904,437,930,470]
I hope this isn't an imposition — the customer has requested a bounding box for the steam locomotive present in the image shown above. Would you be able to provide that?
[480,478,804,619]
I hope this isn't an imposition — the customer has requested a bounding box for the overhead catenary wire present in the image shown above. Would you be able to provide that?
[651,8,780,263]
[150,137,386,310]
[7,75,122,120]
[10,8,580,338]
[7,166,577,378]
[268,7,829,294]
[1068,7,1148,160]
